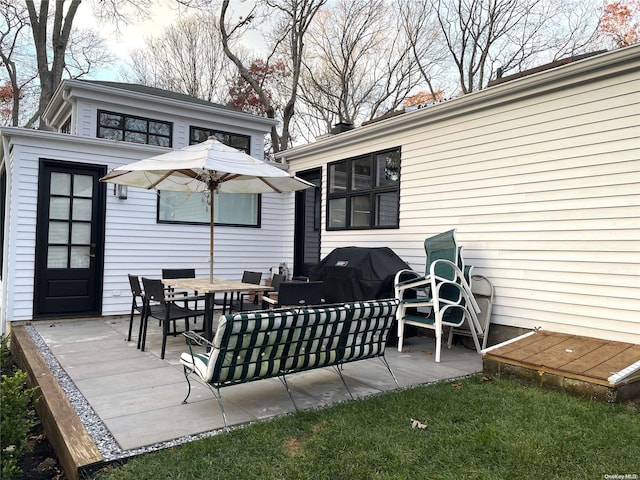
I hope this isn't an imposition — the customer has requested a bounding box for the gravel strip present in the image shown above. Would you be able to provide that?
[24,326,227,462]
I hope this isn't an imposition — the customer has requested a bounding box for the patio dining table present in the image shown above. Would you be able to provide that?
[161,277,272,342]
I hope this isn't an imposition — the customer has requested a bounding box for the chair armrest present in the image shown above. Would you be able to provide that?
[183,330,214,349]
[181,294,206,302]
[164,291,189,301]
[261,295,277,305]
[395,270,430,293]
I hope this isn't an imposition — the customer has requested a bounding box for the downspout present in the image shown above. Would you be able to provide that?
[44,86,72,130]
[0,134,11,335]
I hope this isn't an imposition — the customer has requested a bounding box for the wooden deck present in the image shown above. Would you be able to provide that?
[483,330,640,402]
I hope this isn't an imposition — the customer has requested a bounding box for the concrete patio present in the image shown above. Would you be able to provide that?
[15,314,483,478]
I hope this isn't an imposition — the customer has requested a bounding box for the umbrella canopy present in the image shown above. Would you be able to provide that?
[100,137,313,281]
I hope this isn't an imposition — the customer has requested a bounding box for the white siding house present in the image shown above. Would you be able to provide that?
[0,80,294,332]
[279,46,640,344]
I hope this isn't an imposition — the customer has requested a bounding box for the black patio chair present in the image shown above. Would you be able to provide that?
[262,281,325,308]
[127,274,145,347]
[140,277,206,359]
[162,268,205,324]
[229,270,263,312]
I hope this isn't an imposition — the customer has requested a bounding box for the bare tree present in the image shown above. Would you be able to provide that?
[122,13,233,103]
[297,0,422,138]
[219,0,327,153]
[397,0,449,98]
[25,0,85,128]
[0,1,36,126]
[426,0,602,94]
[8,1,161,129]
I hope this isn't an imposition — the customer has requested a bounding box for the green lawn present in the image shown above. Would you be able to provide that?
[94,376,639,480]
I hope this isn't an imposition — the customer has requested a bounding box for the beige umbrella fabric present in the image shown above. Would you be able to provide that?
[100,137,313,281]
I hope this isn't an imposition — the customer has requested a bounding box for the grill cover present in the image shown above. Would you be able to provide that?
[308,247,411,303]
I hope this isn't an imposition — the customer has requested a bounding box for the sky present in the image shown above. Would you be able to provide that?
[75,0,258,81]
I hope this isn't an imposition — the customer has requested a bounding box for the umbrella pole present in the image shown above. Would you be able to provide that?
[209,191,214,283]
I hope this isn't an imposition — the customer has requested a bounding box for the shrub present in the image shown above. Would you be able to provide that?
[1,336,39,480]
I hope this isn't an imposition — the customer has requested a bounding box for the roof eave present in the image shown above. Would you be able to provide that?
[51,79,279,131]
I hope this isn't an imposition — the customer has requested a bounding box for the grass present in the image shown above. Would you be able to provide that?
[94,376,639,480]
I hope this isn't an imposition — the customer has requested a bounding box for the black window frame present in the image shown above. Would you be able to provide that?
[157,126,259,227]
[326,147,401,231]
[97,110,173,147]
[189,126,251,153]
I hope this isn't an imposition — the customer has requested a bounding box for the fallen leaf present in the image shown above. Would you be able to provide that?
[452,382,463,389]
[481,375,493,382]
[410,419,427,429]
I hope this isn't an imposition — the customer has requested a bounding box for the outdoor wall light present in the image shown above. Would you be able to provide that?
[114,184,127,200]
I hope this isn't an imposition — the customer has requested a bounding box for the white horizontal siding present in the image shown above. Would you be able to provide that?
[2,129,294,320]
[285,47,640,343]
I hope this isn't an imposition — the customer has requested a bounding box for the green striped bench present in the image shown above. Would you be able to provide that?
[180,299,400,429]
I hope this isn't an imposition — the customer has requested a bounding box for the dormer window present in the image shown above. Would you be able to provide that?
[190,126,250,152]
[97,110,172,147]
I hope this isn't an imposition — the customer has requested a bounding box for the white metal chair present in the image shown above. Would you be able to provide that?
[447,274,494,350]
[394,229,483,362]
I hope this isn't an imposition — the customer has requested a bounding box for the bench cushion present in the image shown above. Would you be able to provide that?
[282,304,351,372]
[342,300,398,363]
[206,309,298,384]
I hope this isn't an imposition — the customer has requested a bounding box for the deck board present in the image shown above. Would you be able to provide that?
[526,336,605,371]
[585,344,640,381]
[562,342,630,376]
[484,331,640,387]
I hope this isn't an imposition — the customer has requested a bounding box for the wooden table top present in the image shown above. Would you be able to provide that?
[161,277,273,293]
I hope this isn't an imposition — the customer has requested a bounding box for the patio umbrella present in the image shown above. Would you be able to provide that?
[100,137,313,281]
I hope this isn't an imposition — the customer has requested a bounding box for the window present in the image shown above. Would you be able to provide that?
[189,127,250,152]
[157,127,259,226]
[327,148,400,230]
[97,110,172,147]
[158,191,260,227]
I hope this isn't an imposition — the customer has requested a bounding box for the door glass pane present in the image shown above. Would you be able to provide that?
[50,198,70,220]
[351,158,372,190]
[71,223,91,244]
[350,195,370,227]
[50,173,71,195]
[72,198,92,221]
[70,247,90,268]
[47,247,68,268]
[73,175,93,198]
[328,198,346,228]
[48,222,68,244]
